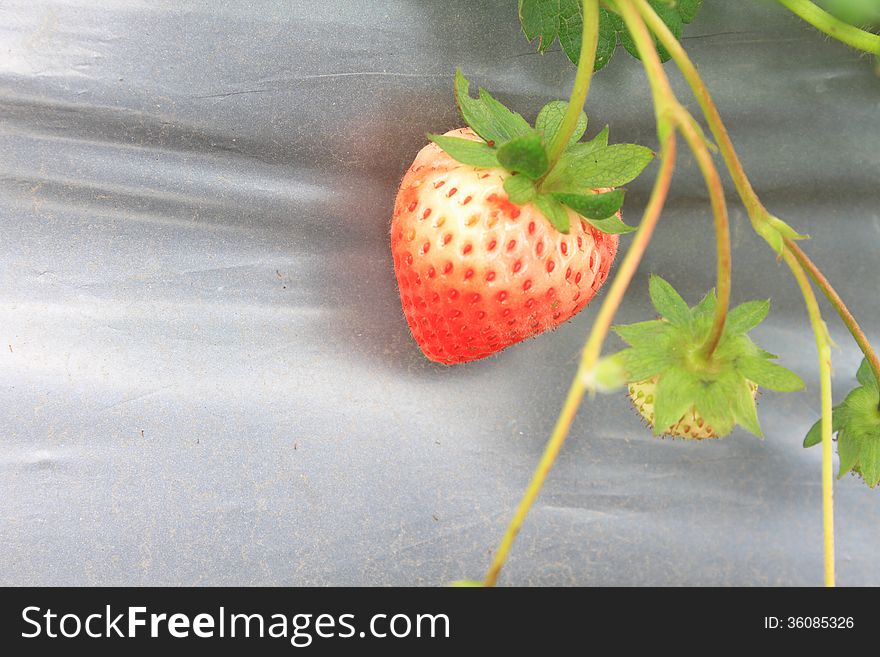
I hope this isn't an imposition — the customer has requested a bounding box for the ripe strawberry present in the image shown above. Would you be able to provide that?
[391,128,620,364]
[628,377,759,439]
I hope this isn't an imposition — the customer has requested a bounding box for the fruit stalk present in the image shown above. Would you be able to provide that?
[777,0,880,55]
[483,131,678,587]
[544,0,600,172]
[613,0,731,358]
[781,247,835,587]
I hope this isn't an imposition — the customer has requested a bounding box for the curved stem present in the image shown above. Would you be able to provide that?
[786,238,880,405]
[483,133,677,587]
[545,0,600,170]
[615,0,730,358]
[777,0,880,55]
[781,247,836,587]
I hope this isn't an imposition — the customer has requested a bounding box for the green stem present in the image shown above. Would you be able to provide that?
[634,0,880,393]
[483,132,678,587]
[544,0,600,171]
[777,0,880,55]
[781,247,835,587]
[787,238,880,405]
[614,0,730,358]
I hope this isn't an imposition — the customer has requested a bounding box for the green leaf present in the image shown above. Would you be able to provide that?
[736,357,805,392]
[617,0,683,63]
[653,367,700,434]
[428,134,500,169]
[613,319,670,346]
[504,175,537,205]
[543,144,655,192]
[858,437,880,487]
[584,125,609,151]
[582,214,637,235]
[536,100,587,148]
[837,430,862,479]
[803,418,822,448]
[594,7,618,71]
[553,190,624,220]
[649,275,691,325]
[533,194,571,233]
[725,299,770,335]
[677,0,703,23]
[694,380,735,437]
[691,288,717,323]
[857,358,878,390]
[453,69,532,145]
[619,347,674,382]
[728,376,762,437]
[520,1,617,71]
[496,133,549,179]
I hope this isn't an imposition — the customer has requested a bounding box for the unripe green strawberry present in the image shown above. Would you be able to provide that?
[628,376,759,440]
[391,128,619,364]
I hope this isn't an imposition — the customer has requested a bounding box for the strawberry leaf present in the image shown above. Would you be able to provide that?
[533,194,571,233]
[725,299,771,335]
[504,175,537,205]
[649,275,691,324]
[735,357,805,392]
[428,134,500,169]
[614,0,682,63]
[454,69,532,145]
[536,100,587,148]
[677,0,704,24]
[584,125,609,151]
[496,132,549,179]
[519,1,618,71]
[552,190,624,220]
[542,144,655,192]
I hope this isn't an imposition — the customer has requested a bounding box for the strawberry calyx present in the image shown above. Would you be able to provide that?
[426,70,654,236]
[603,275,804,438]
[804,359,880,488]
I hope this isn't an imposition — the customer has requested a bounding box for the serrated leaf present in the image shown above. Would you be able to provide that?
[858,437,880,487]
[857,358,878,390]
[728,376,762,437]
[543,144,655,192]
[618,0,682,63]
[519,0,581,54]
[428,134,500,169]
[583,125,609,151]
[497,132,549,179]
[619,347,674,382]
[649,275,691,325]
[536,100,587,148]
[837,429,862,478]
[694,380,735,436]
[454,69,532,145]
[533,194,570,233]
[653,367,701,434]
[676,0,703,23]
[736,357,805,392]
[583,214,637,235]
[503,175,537,205]
[613,319,670,346]
[725,299,770,335]
[553,190,624,220]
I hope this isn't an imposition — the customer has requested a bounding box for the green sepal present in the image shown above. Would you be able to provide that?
[453,69,532,145]
[536,100,587,148]
[581,214,637,235]
[726,299,770,335]
[533,194,571,233]
[542,143,655,192]
[552,190,624,220]
[648,275,691,325]
[496,132,549,179]
[428,134,501,169]
[735,357,805,392]
[653,366,701,435]
[857,357,878,390]
[504,175,537,205]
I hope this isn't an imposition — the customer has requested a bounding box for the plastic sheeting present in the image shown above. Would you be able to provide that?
[1,1,879,585]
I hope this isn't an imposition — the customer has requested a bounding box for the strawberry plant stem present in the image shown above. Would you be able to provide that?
[483,133,678,587]
[782,247,836,587]
[777,0,880,55]
[786,238,880,407]
[544,0,600,176]
[614,0,730,359]
[631,0,838,584]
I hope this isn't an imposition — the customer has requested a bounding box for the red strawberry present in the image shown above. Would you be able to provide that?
[391,128,619,364]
